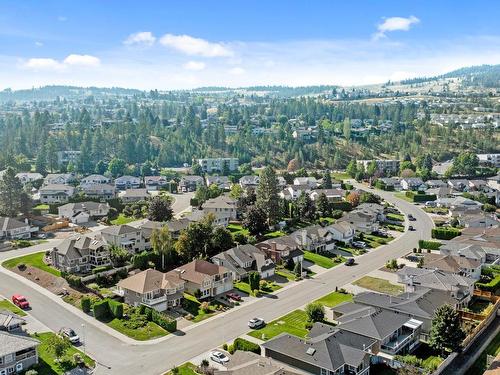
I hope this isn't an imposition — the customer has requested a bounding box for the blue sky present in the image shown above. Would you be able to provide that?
[0,0,499,89]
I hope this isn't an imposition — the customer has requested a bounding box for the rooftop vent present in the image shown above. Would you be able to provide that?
[306,347,316,356]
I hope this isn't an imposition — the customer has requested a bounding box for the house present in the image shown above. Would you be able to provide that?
[43,173,75,185]
[211,244,275,281]
[310,189,344,202]
[358,159,400,174]
[139,218,191,240]
[420,253,482,280]
[114,175,141,190]
[58,202,110,224]
[0,311,25,333]
[262,324,374,375]
[0,218,35,240]
[14,173,43,185]
[178,176,204,192]
[119,188,150,203]
[202,196,237,220]
[256,236,304,265]
[144,176,168,191]
[447,179,469,192]
[378,177,401,190]
[457,213,499,228]
[184,208,231,227]
[468,180,489,192]
[197,158,239,173]
[329,222,355,244]
[0,331,39,374]
[396,267,474,306]
[293,177,318,189]
[39,184,75,204]
[239,175,260,191]
[334,306,423,356]
[440,233,500,265]
[100,225,147,253]
[425,180,448,189]
[214,351,302,375]
[477,153,500,167]
[205,176,231,190]
[401,177,425,191]
[291,225,336,253]
[357,203,386,222]
[115,269,185,311]
[50,235,111,273]
[338,210,379,234]
[486,174,500,191]
[279,185,311,200]
[81,174,111,185]
[81,183,116,200]
[167,259,233,299]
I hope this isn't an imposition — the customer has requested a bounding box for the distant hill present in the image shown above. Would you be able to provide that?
[399,64,500,88]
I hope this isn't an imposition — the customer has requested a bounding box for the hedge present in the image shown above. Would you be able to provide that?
[108,300,124,319]
[233,338,261,354]
[132,251,150,270]
[330,201,352,212]
[405,191,436,202]
[81,297,91,313]
[418,240,442,250]
[431,228,461,240]
[61,272,83,288]
[92,265,113,274]
[142,306,177,332]
[476,275,500,293]
[93,300,110,320]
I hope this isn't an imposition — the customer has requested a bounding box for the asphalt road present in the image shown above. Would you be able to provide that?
[0,186,434,375]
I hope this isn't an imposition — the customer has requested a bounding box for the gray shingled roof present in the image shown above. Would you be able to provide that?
[0,331,39,357]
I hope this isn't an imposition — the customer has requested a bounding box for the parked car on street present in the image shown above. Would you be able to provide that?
[248,317,265,329]
[226,292,242,301]
[352,241,367,248]
[11,294,30,309]
[210,351,229,364]
[408,214,416,221]
[58,327,80,344]
[345,258,355,266]
[408,225,415,231]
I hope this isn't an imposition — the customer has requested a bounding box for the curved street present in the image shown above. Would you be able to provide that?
[0,186,434,375]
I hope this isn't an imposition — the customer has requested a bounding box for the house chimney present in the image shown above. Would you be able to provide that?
[271,242,277,252]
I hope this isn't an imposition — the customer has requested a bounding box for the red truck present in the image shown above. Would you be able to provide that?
[12,294,30,309]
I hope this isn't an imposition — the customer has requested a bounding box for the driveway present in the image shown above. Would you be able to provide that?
[0,184,434,375]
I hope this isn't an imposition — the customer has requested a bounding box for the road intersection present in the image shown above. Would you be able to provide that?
[0,187,434,375]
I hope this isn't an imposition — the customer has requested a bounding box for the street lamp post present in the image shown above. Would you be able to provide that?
[81,323,86,355]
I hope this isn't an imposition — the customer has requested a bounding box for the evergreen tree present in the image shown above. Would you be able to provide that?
[322,170,332,189]
[429,304,465,355]
[147,196,173,222]
[243,206,268,235]
[0,167,25,217]
[256,166,280,225]
[315,192,331,217]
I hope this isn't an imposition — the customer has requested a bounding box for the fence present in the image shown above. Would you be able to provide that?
[81,265,133,283]
[462,296,500,351]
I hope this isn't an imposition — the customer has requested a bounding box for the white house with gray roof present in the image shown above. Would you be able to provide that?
[58,202,110,224]
[0,218,36,240]
[0,331,39,374]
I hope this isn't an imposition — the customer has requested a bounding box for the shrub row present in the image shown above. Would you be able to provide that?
[61,272,83,288]
[418,240,442,250]
[431,228,461,240]
[93,299,124,320]
[92,265,113,274]
[330,201,352,212]
[228,338,261,355]
[140,305,177,332]
[476,275,500,293]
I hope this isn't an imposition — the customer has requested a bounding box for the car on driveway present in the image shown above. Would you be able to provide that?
[210,351,229,364]
[248,317,265,329]
[12,294,30,309]
[226,292,242,301]
[59,327,80,344]
[352,241,367,248]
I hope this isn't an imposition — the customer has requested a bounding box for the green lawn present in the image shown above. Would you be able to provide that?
[248,309,309,341]
[166,362,200,375]
[33,332,95,375]
[0,298,27,316]
[363,234,394,249]
[387,213,404,222]
[332,172,351,181]
[262,230,286,239]
[33,204,50,210]
[353,276,404,295]
[385,224,405,232]
[2,251,61,277]
[303,251,343,269]
[315,291,353,308]
[110,214,136,225]
[182,293,218,323]
[394,192,414,202]
[468,330,500,375]
[234,280,281,295]
[107,318,168,341]
[227,223,250,236]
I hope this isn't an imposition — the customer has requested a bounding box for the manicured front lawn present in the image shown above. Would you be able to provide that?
[2,251,61,277]
[182,293,218,323]
[166,362,200,375]
[248,309,309,341]
[262,230,286,239]
[110,213,136,225]
[0,298,28,316]
[234,280,281,295]
[303,251,343,269]
[385,224,405,232]
[107,318,168,341]
[362,234,394,248]
[394,192,414,202]
[33,204,50,210]
[315,291,352,308]
[332,172,351,181]
[386,213,404,222]
[34,332,95,375]
[468,330,500,375]
[227,223,250,236]
[353,276,404,295]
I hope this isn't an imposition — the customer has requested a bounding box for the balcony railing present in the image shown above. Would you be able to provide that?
[143,295,168,304]
[16,350,37,361]
[381,332,414,354]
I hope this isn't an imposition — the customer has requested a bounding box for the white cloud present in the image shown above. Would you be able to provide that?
[124,31,156,46]
[229,67,245,75]
[183,61,206,71]
[22,54,100,71]
[63,54,101,67]
[23,58,63,70]
[35,41,44,47]
[374,16,420,40]
[57,16,67,22]
[159,34,233,57]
